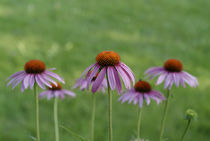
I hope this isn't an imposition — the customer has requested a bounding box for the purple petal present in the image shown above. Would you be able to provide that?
[35,75,46,89]
[138,94,143,108]
[119,63,135,86]
[164,73,173,89]
[41,74,58,86]
[39,91,50,99]
[47,91,54,100]
[113,67,122,94]
[7,71,25,81]
[44,71,65,84]
[79,63,96,79]
[144,94,151,105]
[156,72,168,85]
[173,73,180,87]
[7,72,26,87]
[21,81,25,92]
[92,68,106,93]
[116,65,131,89]
[63,90,76,97]
[23,74,31,89]
[86,64,100,90]
[30,74,35,89]
[37,74,52,88]
[107,67,116,91]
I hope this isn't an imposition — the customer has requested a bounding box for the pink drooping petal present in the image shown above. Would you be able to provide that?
[62,90,76,97]
[39,91,49,99]
[41,74,58,86]
[44,71,65,84]
[116,65,131,89]
[21,81,25,92]
[107,67,116,91]
[7,71,25,81]
[119,63,135,86]
[138,94,144,108]
[23,74,31,89]
[37,74,52,88]
[92,68,106,93]
[113,67,122,94]
[144,94,151,105]
[182,72,199,87]
[156,72,168,85]
[35,75,46,89]
[145,67,165,77]
[7,72,26,87]
[79,63,96,79]
[29,74,35,89]
[47,91,54,100]
[173,73,180,87]
[164,73,173,89]
[11,73,27,89]
[86,64,100,90]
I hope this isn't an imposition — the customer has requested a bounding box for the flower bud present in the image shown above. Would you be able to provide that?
[185,109,197,120]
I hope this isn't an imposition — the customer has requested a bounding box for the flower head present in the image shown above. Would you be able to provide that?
[39,82,75,100]
[77,51,135,94]
[73,71,107,93]
[7,60,65,92]
[185,109,198,120]
[119,80,165,108]
[145,59,198,89]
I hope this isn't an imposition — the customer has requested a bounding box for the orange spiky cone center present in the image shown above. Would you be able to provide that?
[96,51,120,66]
[24,60,46,74]
[164,59,183,72]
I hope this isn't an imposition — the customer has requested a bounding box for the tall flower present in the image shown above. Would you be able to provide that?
[78,51,135,141]
[7,60,65,141]
[145,59,198,89]
[39,82,75,141]
[79,51,135,94]
[7,60,65,92]
[119,80,165,141]
[73,71,107,93]
[144,59,198,141]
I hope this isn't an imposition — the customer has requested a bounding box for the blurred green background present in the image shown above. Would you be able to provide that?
[0,0,209,140]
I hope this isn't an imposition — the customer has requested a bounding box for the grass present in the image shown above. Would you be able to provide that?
[0,0,210,140]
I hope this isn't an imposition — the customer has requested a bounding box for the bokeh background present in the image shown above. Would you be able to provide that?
[0,0,209,140]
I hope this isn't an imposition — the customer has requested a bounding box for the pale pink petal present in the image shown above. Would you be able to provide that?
[113,67,122,94]
[107,67,116,90]
[92,68,106,93]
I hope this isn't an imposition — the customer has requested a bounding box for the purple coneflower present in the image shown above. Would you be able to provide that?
[7,60,65,141]
[73,71,107,93]
[40,83,75,100]
[144,59,198,141]
[78,51,135,141]
[119,80,165,141]
[7,60,64,92]
[145,59,198,89]
[40,82,75,141]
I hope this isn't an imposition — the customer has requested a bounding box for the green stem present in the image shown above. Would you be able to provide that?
[106,72,112,141]
[180,120,191,141]
[159,89,171,141]
[137,108,142,141]
[91,94,96,141]
[54,98,59,141]
[34,84,40,141]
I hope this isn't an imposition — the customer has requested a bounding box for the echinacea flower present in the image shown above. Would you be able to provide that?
[39,83,75,100]
[7,60,65,92]
[145,59,198,89]
[79,51,135,94]
[73,71,107,93]
[119,80,165,108]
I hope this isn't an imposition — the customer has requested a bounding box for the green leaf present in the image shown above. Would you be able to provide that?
[59,125,88,141]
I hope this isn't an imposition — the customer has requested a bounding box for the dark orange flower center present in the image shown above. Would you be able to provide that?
[164,59,183,72]
[134,80,151,93]
[96,51,120,66]
[24,60,46,74]
[49,83,62,90]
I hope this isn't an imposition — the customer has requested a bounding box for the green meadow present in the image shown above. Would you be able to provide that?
[0,0,209,140]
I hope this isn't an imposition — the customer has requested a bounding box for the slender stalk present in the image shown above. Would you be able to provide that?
[159,89,171,141]
[54,98,59,141]
[137,108,142,141]
[34,83,40,141]
[180,120,191,141]
[106,72,112,141]
[91,94,96,141]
